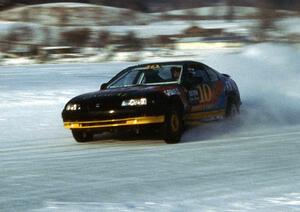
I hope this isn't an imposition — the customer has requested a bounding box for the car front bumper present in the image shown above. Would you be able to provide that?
[64,115,165,129]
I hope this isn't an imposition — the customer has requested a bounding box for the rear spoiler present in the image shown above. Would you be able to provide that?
[222,73,230,78]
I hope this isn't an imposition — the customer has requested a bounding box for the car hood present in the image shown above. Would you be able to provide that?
[65,84,181,112]
[69,85,176,103]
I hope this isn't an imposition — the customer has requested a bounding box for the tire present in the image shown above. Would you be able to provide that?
[225,98,240,118]
[71,130,94,143]
[162,107,183,144]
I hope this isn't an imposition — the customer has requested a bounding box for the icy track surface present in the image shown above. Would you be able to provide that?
[1,43,300,211]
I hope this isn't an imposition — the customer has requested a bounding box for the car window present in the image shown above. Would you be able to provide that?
[142,65,182,84]
[108,69,141,88]
[205,66,219,82]
[187,64,210,83]
[108,65,183,88]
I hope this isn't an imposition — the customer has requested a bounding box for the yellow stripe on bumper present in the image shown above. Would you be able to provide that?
[64,116,165,129]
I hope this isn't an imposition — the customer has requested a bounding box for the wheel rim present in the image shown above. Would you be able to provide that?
[170,113,180,132]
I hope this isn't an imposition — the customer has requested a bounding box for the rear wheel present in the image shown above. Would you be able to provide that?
[225,98,240,118]
[162,108,183,144]
[71,130,94,143]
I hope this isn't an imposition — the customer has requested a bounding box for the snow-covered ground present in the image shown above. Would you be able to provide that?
[102,19,257,38]
[1,43,300,211]
[0,3,257,40]
[276,17,300,35]
[161,6,259,17]
[0,18,257,48]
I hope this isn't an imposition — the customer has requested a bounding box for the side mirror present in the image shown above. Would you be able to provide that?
[100,83,108,90]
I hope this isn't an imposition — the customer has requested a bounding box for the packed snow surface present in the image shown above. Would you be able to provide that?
[1,43,300,211]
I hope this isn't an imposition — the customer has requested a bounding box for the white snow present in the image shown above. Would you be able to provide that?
[1,43,300,211]
[165,6,258,17]
[276,17,300,34]
[0,21,19,32]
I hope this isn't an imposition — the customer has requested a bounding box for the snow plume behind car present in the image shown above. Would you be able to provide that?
[225,43,300,126]
[183,43,300,141]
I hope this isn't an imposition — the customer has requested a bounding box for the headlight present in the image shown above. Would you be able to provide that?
[121,98,147,107]
[66,103,81,111]
[164,88,179,96]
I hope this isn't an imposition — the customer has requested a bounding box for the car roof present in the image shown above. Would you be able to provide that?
[129,60,204,69]
[106,60,208,85]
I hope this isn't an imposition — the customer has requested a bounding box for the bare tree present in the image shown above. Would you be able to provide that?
[121,31,143,51]
[184,9,197,21]
[61,28,91,47]
[120,10,137,24]
[4,26,33,43]
[0,26,34,54]
[156,35,175,49]
[56,7,68,26]
[42,27,51,46]
[96,30,111,48]
[225,0,235,21]
[256,0,279,40]
[21,9,30,22]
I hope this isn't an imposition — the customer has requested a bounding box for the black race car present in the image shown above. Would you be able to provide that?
[62,61,241,144]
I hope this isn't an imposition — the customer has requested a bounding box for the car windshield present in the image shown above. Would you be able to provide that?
[108,64,183,89]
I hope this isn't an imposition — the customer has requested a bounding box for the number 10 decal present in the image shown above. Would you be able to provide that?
[197,84,212,103]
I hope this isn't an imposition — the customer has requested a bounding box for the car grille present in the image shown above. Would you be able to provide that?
[83,97,122,112]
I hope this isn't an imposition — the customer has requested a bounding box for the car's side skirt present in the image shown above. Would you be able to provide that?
[187,109,225,121]
[64,116,165,129]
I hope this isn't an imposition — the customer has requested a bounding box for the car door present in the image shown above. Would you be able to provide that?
[203,64,226,111]
[183,63,225,120]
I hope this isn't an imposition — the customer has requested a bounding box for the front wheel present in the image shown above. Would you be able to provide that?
[71,130,94,143]
[162,108,183,144]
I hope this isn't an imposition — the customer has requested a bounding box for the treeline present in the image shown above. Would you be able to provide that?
[1,0,300,12]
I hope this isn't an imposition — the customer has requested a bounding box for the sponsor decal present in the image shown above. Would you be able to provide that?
[164,88,180,96]
[190,81,225,112]
[189,84,213,104]
[198,81,225,104]
[198,84,212,103]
